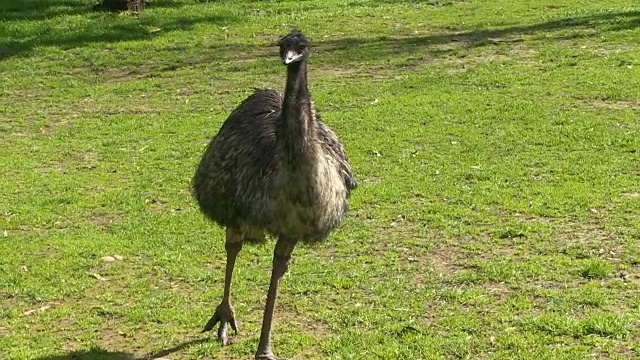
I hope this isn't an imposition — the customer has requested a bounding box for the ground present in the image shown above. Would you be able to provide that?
[1,0,639,359]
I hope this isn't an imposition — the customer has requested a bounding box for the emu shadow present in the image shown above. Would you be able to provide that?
[34,338,209,360]
[35,348,132,360]
[142,338,209,359]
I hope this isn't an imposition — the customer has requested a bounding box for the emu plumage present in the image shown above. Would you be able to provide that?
[192,30,356,360]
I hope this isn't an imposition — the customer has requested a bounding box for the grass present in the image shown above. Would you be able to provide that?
[1,0,639,359]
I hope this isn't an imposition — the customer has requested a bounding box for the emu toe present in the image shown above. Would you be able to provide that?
[255,353,282,360]
[201,302,238,345]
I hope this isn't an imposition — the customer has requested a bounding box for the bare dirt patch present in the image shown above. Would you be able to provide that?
[88,213,123,229]
[511,212,554,225]
[592,98,640,110]
[485,281,511,297]
[6,113,75,138]
[90,324,144,356]
[490,210,623,259]
[7,225,72,236]
[554,221,622,259]
[37,119,73,136]
[428,244,466,274]
[277,303,332,340]
[621,192,640,199]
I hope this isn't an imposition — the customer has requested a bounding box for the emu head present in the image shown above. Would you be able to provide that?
[278,30,310,65]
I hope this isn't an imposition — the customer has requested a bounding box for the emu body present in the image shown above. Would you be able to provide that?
[192,31,356,360]
[193,90,353,242]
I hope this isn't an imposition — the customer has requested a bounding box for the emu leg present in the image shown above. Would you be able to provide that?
[202,228,243,345]
[255,237,296,360]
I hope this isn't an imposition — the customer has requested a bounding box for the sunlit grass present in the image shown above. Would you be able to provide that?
[1,0,639,359]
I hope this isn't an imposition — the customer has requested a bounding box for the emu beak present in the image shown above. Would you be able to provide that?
[283,50,303,64]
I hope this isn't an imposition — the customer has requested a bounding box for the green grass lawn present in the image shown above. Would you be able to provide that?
[1,0,640,359]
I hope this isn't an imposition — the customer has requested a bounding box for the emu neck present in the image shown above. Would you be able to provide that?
[280,60,314,162]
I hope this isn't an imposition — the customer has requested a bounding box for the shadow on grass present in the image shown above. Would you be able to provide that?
[168,9,639,71]
[35,348,132,360]
[0,0,238,60]
[366,0,462,5]
[143,338,209,359]
[0,0,91,22]
[0,0,193,22]
[1,4,637,64]
[315,10,640,60]
[35,338,210,360]
[144,8,640,69]
[0,10,238,60]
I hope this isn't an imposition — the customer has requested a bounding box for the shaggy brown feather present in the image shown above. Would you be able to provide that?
[193,87,356,242]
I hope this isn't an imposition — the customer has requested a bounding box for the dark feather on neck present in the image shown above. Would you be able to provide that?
[280,60,315,162]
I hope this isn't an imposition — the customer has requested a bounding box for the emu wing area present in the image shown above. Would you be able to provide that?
[193,89,283,229]
[317,119,358,194]
[193,89,356,237]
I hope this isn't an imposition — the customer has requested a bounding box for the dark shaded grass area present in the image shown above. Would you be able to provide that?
[1,3,639,60]
[0,0,188,21]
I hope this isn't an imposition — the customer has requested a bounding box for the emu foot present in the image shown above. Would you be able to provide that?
[201,302,238,345]
[255,353,282,360]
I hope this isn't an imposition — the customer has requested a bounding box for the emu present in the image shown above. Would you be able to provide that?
[192,30,356,360]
